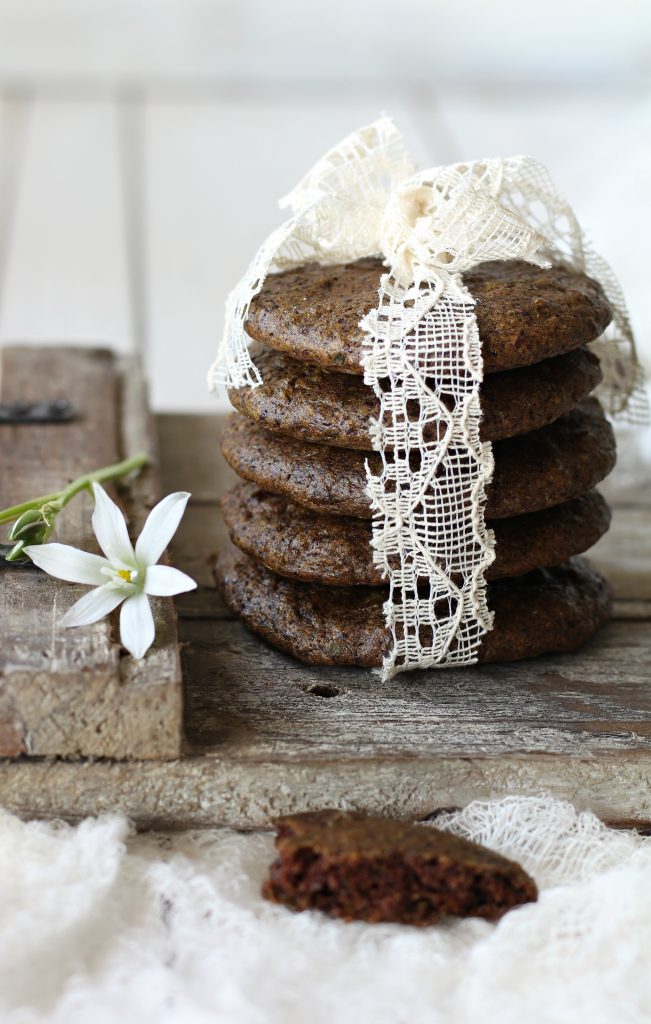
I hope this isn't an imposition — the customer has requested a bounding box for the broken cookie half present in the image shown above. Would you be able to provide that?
[262,809,538,926]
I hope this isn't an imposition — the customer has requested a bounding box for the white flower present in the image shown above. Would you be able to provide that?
[25,483,196,659]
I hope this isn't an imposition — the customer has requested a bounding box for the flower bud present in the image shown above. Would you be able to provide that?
[8,508,44,540]
[5,506,55,562]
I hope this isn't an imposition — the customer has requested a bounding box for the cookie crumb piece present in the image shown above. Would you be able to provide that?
[262,809,538,925]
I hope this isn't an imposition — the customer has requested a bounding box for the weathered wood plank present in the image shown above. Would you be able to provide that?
[589,507,651,600]
[613,599,651,620]
[161,410,649,830]
[0,751,648,832]
[158,414,227,503]
[159,414,234,618]
[179,617,650,760]
[599,425,651,509]
[0,408,648,829]
[0,346,182,758]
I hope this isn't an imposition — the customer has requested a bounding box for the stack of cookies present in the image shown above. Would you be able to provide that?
[215,259,616,668]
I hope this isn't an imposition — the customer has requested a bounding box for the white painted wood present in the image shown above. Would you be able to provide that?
[144,96,430,412]
[0,93,31,303]
[0,0,647,88]
[0,99,133,351]
[435,89,651,372]
[0,87,646,411]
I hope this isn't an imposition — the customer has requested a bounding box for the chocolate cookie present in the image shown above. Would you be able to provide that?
[229,345,602,449]
[222,483,611,586]
[221,399,616,520]
[246,258,612,375]
[215,545,612,667]
[263,810,538,925]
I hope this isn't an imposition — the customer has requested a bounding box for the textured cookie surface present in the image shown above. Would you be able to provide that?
[229,345,602,449]
[215,545,612,667]
[263,809,538,925]
[221,399,616,520]
[245,258,612,375]
[222,483,611,586]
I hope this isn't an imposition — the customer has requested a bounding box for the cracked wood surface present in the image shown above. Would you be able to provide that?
[0,347,182,759]
[0,409,649,828]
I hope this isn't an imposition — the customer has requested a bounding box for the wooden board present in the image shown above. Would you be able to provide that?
[0,409,649,828]
[0,100,133,349]
[0,346,182,759]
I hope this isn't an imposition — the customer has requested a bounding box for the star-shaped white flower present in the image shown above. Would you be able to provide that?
[25,483,196,659]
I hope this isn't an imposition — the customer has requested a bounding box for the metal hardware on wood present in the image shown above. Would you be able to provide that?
[0,399,74,424]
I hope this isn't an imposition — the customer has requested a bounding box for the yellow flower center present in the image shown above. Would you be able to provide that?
[117,569,132,582]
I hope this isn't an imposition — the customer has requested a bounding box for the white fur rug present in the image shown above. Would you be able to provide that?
[0,796,649,1024]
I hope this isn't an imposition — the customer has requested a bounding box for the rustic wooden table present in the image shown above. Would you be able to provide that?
[1,349,649,830]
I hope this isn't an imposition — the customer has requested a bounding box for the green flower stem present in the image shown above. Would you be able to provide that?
[0,452,149,527]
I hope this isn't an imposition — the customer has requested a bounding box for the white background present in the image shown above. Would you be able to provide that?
[0,0,649,411]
